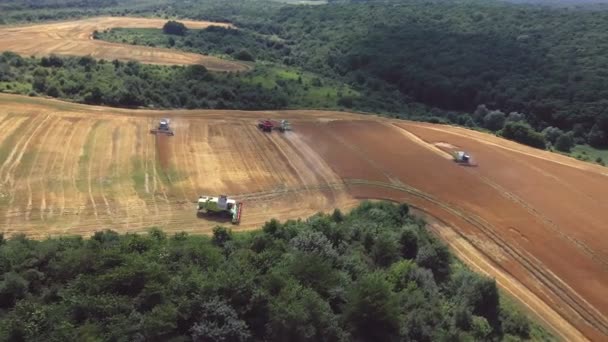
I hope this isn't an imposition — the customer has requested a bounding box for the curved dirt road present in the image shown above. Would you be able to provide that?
[0,17,250,71]
[0,93,606,341]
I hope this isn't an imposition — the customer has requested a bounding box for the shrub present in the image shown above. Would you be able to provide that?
[234,49,255,61]
[483,110,506,131]
[542,126,564,144]
[162,21,187,36]
[500,121,546,149]
[554,133,574,152]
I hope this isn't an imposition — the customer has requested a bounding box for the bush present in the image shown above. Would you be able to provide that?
[588,124,607,147]
[234,49,255,61]
[483,110,506,131]
[542,126,564,144]
[554,133,574,152]
[500,121,546,149]
[162,21,187,36]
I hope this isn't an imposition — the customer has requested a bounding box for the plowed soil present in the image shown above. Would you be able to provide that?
[0,93,606,341]
[0,17,250,71]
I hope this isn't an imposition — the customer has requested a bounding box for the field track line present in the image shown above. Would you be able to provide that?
[141,122,159,218]
[86,122,100,220]
[60,119,80,217]
[265,132,311,191]
[182,122,198,199]
[0,114,49,182]
[473,167,608,270]
[98,124,113,219]
[44,120,72,220]
[4,115,52,183]
[3,115,52,232]
[240,124,281,190]
[24,115,58,221]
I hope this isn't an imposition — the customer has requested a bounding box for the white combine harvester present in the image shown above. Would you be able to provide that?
[150,118,174,136]
[197,195,242,224]
[453,151,478,166]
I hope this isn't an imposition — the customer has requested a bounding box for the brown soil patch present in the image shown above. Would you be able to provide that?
[0,17,250,71]
[0,93,606,341]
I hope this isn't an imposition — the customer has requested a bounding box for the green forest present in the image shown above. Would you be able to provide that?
[0,52,357,110]
[0,202,551,341]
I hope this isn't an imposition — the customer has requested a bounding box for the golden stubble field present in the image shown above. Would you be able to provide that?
[0,93,607,341]
[0,16,250,71]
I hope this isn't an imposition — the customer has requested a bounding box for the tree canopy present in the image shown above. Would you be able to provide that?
[0,201,549,341]
[163,20,187,36]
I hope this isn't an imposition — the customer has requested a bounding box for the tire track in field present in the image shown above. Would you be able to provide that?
[23,115,57,221]
[42,120,72,220]
[86,121,102,220]
[473,169,608,270]
[264,132,311,192]
[2,114,52,231]
[236,124,275,190]
[250,126,300,190]
[58,117,90,233]
[59,118,82,218]
[180,120,198,199]
[0,114,49,183]
[97,123,114,219]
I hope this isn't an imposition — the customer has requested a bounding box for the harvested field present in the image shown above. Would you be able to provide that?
[0,93,606,341]
[0,17,250,71]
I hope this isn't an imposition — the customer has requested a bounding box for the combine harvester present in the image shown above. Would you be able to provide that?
[453,151,478,166]
[197,195,243,224]
[150,118,174,136]
[257,119,292,133]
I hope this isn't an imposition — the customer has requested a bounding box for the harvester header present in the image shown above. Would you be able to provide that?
[257,119,291,132]
[150,118,174,136]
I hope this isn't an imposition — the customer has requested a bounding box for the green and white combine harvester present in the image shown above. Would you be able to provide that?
[197,195,243,224]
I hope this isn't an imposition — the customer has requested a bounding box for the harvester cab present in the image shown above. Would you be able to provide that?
[150,118,174,136]
[197,195,242,224]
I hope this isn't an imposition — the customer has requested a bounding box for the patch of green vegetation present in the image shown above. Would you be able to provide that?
[241,65,358,109]
[0,82,31,94]
[569,144,608,166]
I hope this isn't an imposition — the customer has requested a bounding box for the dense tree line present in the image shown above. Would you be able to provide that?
[0,52,294,110]
[0,202,548,341]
